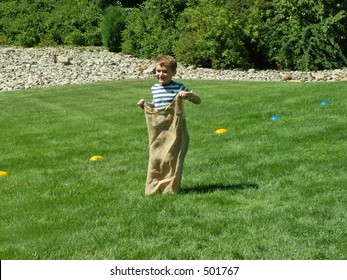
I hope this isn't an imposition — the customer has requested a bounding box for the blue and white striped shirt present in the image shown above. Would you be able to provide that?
[151,81,189,110]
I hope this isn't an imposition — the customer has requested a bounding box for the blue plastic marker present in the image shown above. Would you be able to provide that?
[270,115,280,120]
[320,101,330,106]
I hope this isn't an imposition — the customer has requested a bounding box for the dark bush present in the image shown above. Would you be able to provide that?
[174,0,249,69]
[100,5,126,52]
[121,0,189,59]
[1,0,346,71]
[0,0,102,47]
[263,0,347,70]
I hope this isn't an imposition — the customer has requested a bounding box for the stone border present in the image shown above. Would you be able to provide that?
[1,47,346,92]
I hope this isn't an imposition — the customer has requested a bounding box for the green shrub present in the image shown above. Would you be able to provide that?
[175,0,249,69]
[121,0,189,59]
[100,5,126,52]
[0,0,102,47]
[64,30,85,46]
[55,1,102,46]
[1,0,346,70]
[238,0,275,69]
[16,29,40,48]
[264,0,347,70]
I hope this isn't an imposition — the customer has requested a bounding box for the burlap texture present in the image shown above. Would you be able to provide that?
[144,96,189,195]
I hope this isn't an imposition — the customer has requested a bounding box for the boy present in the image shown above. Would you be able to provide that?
[137,55,201,108]
[137,55,201,195]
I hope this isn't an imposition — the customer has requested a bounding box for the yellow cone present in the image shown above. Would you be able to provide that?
[89,155,104,161]
[214,128,228,134]
[0,171,9,177]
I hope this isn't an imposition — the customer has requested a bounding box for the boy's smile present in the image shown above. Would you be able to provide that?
[155,64,176,85]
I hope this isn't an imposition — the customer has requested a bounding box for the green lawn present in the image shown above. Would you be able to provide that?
[0,79,346,260]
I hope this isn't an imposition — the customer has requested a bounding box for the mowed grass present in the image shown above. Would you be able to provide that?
[0,79,346,260]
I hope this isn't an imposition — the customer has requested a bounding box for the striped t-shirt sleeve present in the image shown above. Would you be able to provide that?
[151,81,189,109]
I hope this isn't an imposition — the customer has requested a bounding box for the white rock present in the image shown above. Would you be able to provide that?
[1,46,346,92]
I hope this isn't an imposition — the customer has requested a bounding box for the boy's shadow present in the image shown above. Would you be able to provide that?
[181,183,259,195]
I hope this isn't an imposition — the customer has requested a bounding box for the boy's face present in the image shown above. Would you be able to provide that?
[155,64,176,85]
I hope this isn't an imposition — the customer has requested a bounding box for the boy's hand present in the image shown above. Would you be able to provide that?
[178,91,201,104]
[178,91,189,99]
[137,99,145,108]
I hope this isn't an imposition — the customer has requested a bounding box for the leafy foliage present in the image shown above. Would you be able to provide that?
[241,0,275,68]
[0,0,102,47]
[100,5,126,52]
[0,0,347,70]
[263,0,347,70]
[174,0,249,69]
[121,0,189,59]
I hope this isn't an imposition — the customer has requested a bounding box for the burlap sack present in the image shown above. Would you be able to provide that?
[144,95,189,195]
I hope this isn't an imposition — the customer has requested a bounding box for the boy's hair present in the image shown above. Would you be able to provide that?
[155,55,177,72]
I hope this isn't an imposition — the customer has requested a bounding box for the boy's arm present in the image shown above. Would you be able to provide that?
[137,99,154,108]
[179,91,201,104]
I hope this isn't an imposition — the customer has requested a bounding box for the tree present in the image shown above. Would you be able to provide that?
[0,0,102,47]
[100,4,126,52]
[121,0,190,59]
[95,0,146,9]
[264,0,347,70]
[175,0,249,69]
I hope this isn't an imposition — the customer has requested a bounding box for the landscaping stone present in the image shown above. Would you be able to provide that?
[1,46,346,92]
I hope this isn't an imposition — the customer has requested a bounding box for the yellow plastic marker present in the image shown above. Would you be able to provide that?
[214,128,228,134]
[0,171,9,177]
[89,155,104,161]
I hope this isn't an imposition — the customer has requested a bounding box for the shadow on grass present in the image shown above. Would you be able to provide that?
[181,183,259,195]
